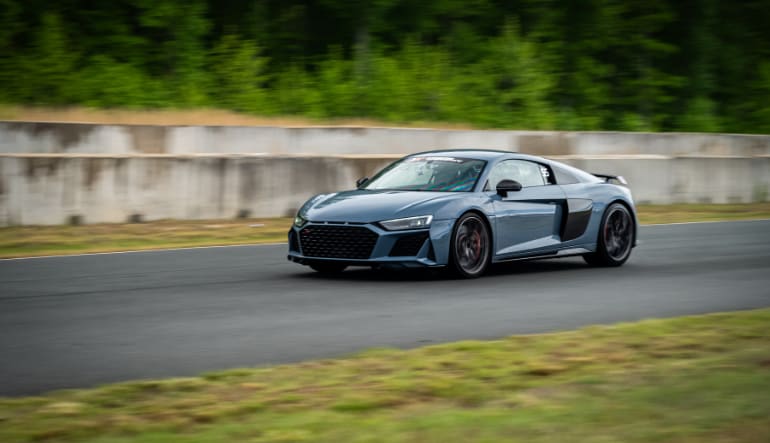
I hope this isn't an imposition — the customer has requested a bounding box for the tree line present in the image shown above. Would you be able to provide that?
[1,0,768,133]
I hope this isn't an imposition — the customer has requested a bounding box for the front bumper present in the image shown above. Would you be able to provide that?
[287,220,454,268]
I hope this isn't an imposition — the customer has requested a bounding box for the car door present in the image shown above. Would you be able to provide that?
[486,160,567,257]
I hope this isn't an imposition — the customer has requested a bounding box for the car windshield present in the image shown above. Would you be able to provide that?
[363,156,486,192]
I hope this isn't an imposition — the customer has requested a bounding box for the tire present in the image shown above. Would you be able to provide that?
[449,213,492,278]
[583,203,635,267]
[309,262,347,274]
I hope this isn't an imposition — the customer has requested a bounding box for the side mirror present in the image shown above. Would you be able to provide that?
[356,177,369,188]
[496,179,522,197]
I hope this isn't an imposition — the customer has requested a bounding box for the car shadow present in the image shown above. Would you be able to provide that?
[292,258,590,282]
[487,258,590,277]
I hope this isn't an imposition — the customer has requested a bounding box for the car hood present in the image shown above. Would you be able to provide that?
[301,189,464,223]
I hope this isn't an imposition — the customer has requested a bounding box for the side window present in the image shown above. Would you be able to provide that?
[485,160,546,190]
[552,164,580,185]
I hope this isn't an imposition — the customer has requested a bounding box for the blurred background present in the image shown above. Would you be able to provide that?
[1,4,769,441]
[1,0,769,133]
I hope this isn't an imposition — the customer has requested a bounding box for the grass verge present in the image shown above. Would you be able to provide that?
[0,105,475,129]
[636,202,770,224]
[2,203,770,258]
[1,308,768,442]
[0,218,293,258]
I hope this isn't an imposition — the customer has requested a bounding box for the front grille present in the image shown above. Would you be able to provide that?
[389,232,429,256]
[299,225,378,259]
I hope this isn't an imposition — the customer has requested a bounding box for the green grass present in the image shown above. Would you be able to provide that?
[0,218,293,258]
[1,203,770,258]
[636,202,770,224]
[0,309,769,442]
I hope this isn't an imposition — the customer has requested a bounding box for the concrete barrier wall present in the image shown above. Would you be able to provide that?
[2,121,768,225]
[1,154,768,225]
[3,121,770,156]
[561,156,770,204]
[0,155,396,225]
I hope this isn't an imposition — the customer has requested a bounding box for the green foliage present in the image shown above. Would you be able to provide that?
[209,35,271,114]
[753,62,770,134]
[129,0,210,106]
[75,56,169,108]
[272,65,321,116]
[366,39,458,122]
[478,21,556,129]
[1,0,769,133]
[678,96,721,133]
[16,13,77,104]
[313,49,357,118]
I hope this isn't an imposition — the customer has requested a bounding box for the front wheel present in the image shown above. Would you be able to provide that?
[309,262,347,274]
[449,213,491,278]
[583,203,635,267]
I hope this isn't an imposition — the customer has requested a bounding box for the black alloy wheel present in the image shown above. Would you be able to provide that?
[450,213,491,278]
[583,203,634,267]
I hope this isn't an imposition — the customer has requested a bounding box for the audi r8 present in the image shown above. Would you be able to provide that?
[288,150,637,278]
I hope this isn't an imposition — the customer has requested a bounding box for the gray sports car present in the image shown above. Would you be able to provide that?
[288,150,637,278]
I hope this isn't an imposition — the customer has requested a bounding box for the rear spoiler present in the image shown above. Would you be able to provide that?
[592,173,628,185]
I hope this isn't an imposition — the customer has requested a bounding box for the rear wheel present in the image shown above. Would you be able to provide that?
[449,213,491,278]
[309,262,347,274]
[583,203,634,267]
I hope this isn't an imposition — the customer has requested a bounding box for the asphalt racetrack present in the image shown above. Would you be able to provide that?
[1,220,769,396]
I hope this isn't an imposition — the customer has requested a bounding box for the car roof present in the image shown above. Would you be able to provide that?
[408,149,602,184]
[408,149,543,162]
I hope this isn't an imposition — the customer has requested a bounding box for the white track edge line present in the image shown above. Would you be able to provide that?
[641,218,770,227]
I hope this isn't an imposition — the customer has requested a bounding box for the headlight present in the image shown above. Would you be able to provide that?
[379,215,433,231]
[294,214,308,227]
